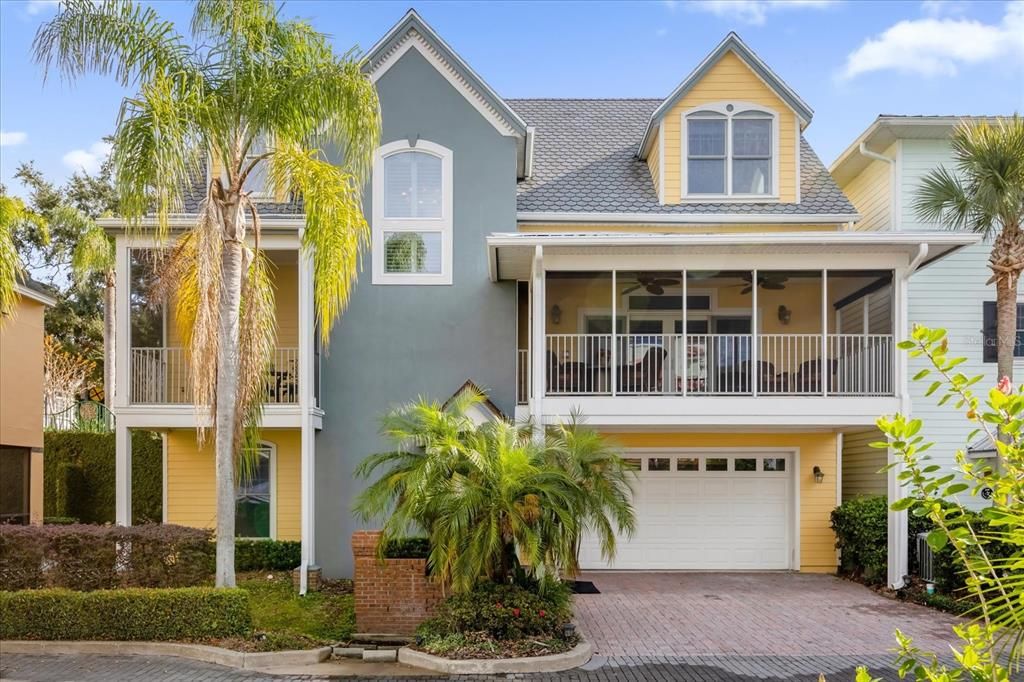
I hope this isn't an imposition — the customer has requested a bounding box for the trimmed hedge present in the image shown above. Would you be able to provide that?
[0,588,251,640]
[830,495,930,585]
[382,537,430,559]
[44,431,162,524]
[0,524,214,590]
[235,540,301,571]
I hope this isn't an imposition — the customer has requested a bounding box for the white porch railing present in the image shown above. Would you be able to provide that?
[130,347,300,404]
[536,333,895,397]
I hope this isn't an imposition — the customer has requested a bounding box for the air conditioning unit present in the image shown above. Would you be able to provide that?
[916,532,935,584]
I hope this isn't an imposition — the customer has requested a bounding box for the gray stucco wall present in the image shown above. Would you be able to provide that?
[314,47,519,577]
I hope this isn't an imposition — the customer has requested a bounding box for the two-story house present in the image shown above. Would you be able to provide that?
[102,10,977,588]
[832,117,1006,507]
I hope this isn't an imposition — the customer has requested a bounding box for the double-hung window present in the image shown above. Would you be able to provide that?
[242,133,273,201]
[235,444,273,539]
[684,104,776,198]
[372,140,453,285]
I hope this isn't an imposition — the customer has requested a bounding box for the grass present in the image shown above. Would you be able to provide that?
[207,572,355,652]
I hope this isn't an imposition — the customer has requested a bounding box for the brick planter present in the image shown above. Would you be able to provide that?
[353,530,443,635]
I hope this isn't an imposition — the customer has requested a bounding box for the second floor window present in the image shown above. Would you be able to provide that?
[685,105,775,197]
[372,140,453,285]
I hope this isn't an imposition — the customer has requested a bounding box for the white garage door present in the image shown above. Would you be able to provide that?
[579,452,792,570]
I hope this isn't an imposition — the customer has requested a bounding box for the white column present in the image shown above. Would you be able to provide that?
[115,423,131,525]
[821,270,829,397]
[113,236,131,409]
[530,246,545,440]
[751,269,758,397]
[610,271,617,397]
[888,266,910,589]
[298,242,316,594]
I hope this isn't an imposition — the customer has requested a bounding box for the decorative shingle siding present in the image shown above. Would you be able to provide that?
[511,98,856,217]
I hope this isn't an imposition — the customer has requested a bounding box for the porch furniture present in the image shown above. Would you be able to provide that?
[619,347,668,393]
[788,357,839,394]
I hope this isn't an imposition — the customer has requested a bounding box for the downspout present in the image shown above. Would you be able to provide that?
[905,243,929,276]
[858,142,892,166]
[858,143,898,232]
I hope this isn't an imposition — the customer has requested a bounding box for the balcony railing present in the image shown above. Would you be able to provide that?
[130,347,300,405]
[530,333,894,398]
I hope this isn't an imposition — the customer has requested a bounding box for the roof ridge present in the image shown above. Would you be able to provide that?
[506,97,662,101]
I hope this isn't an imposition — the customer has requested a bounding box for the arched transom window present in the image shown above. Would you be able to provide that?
[372,140,454,285]
[683,104,777,198]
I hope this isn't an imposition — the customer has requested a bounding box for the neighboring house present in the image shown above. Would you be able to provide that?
[831,117,1007,509]
[100,10,978,588]
[0,278,57,525]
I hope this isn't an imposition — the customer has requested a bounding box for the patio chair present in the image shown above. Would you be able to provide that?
[619,347,667,393]
[790,357,839,394]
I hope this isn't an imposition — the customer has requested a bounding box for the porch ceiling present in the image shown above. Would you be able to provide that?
[486,231,979,281]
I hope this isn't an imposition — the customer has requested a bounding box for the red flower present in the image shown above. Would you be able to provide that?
[539,610,546,617]
[997,376,1013,395]
[512,608,521,617]
[495,602,503,609]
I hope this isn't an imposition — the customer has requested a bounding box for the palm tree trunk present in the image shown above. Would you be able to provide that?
[103,271,115,406]
[214,205,245,589]
[990,226,1024,383]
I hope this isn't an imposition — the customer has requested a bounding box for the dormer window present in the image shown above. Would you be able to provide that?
[684,104,777,198]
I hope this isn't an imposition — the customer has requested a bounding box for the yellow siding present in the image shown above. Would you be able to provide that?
[518,222,840,234]
[660,51,798,204]
[165,428,301,540]
[841,429,887,500]
[838,149,893,232]
[647,129,661,203]
[602,431,839,572]
[0,295,46,450]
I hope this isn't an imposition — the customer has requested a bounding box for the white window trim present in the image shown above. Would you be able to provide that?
[680,102,779,202]
[236,441,277,541]
[372,139,454,285]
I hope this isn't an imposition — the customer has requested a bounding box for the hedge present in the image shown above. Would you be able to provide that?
[0,588,251,640]
[44,431,162,524]
[235,540,301,571]
[830,495,930,585]
[0,524,213,590]
[382,537,430,559]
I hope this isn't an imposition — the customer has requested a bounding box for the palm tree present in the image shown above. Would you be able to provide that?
[0,193,48,323]
[35,0,381,587]
[914,116,1024,382]
[354,393,635,592]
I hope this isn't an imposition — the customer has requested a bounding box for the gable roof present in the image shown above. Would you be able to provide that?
[513,99,855,220]
[362,9,528,139]
[638,32,814,159]
[442,380,508,423]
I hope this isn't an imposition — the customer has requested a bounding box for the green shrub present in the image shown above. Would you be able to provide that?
[831,495,931,585]
[929,509,1015,594]
[44,431,162,524]
[0,524,214,590]
[42,516,78,525]
[0,588,251,640]
[235,540,301,571]
[417,582,572,641]
[382,537,429,559]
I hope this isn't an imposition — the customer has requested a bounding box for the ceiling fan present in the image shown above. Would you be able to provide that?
[621,273,682,296]
[737,272,788,294]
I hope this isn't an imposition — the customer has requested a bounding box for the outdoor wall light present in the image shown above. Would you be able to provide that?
[813,465,825,484]
[550,304,562,325]
[777,305,792,325]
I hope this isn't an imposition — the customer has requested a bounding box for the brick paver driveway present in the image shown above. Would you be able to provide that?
[573,572,961,657]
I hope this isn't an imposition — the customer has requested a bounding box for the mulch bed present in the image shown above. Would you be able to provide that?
[414,632,579,659]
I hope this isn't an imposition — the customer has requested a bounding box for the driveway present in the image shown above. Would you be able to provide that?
[573,572,961,658]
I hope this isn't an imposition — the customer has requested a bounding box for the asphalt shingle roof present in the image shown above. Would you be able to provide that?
[510,98,856,217]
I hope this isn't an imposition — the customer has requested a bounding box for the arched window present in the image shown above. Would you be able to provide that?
[683,104,777,198]
[235,442,274,539]
[372,140,453,285]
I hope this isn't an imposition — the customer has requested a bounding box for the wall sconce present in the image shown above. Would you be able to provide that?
[777,305,792,325]
[550,304,562,325]
[813,466,825,484]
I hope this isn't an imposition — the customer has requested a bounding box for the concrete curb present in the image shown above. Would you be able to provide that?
[397,638,592,674]
[0,640,332,670]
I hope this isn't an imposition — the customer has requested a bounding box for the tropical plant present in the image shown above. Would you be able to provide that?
[353,392,635,593]
[34,0,381,587]
[914,115,1024,382]
[544,413,636,567]
[66,211,116,404]
[0,192,47,322]
[866,324,1023,679]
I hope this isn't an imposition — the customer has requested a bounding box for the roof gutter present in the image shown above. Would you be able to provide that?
[858,141,894,166]
[517,211,860,225]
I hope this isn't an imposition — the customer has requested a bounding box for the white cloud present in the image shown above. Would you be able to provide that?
[841,1,1024,79]
[685,0,837,26]
[0,131,28,147]
[25,0,59,15]
[920,0,970,17]
[62,140,112,174]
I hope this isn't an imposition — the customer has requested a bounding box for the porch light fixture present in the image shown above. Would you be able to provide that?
[777,305,791,325]
[813,466,825,484]
[550,304,562,325]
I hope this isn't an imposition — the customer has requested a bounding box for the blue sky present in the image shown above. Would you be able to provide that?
[1,0,1022,196]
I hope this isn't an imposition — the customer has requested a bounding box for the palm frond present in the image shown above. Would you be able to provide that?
[69,213,114,288]
[0,195,47,320]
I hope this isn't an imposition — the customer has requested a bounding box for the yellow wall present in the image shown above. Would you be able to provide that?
[165,428,301,540]
[659,50,798,204]
[840,152,892,232]
[1,295,46,450]
[647,130,661,202]
[602,431,839,572]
